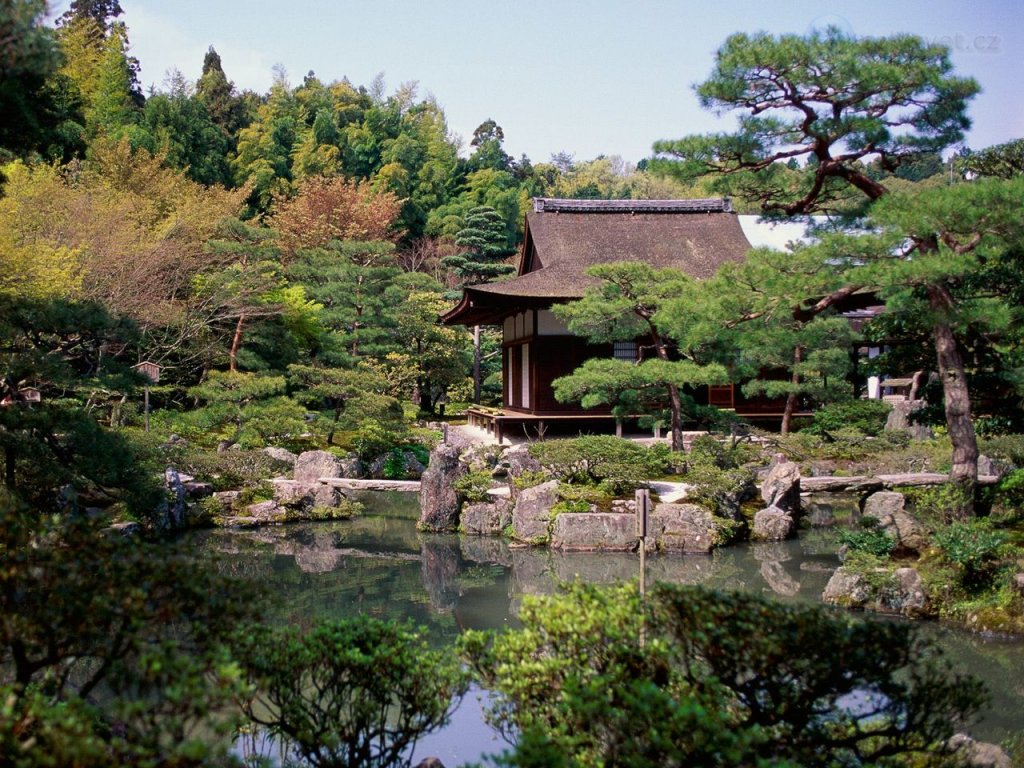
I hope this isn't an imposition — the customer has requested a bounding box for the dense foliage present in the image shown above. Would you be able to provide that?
[236,618,468,768]
[463,582,987,767]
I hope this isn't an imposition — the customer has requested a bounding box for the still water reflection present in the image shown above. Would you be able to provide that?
[189,491,1024,764]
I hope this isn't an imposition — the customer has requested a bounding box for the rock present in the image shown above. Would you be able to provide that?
[510,480,559,544]
[501,445,543,491]
[976,454,1008,479]
[1013,572,1024,598]
[760,456,801,516]
[183,481,213,498]
[106,521,141,537]
[893,567,930,617]
[273,478,343,512]
[163,467,188,530]
[221,516,259,528]
[463,444,503,473]
[751,506,795,541]
[415,758,447,768]
[863,491,927,553]
[822,567,872,608]
[246,499,286,523]
[263,446,298,466]
[948,734,1011,768]
[418,444,468,532]
[211,490,240,514]
[885,400,932,440]
[650,503,726,554]
[293,450,344,482]
[403,451,426,478]
[551,512,637,552]
[460,499,513,536]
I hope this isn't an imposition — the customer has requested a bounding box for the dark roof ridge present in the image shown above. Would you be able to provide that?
[532,197,732,214]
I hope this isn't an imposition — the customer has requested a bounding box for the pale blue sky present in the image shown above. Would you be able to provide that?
[52,0,1023,164]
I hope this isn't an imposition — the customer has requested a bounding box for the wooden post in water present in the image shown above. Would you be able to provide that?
[635,488,650,647]
[635,489,650,596]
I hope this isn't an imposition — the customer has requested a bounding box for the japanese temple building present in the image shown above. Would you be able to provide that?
[442,197,805,441]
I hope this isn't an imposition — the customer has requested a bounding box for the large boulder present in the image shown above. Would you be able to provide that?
[460,499,513,536]
[948,734,1012,768]
[418,444,467,532]
[751,505,795,541]
[510,480,559,544]
[822,567,872,608]
[551,512,637,552]
[161,467,188,531]
[272,478,343,513]
[293,450,344,483]
[245,499,287,524]
[885,400,932,440]
[500,445,544,491]
[892,567,931,617]
[650,503,727,554]
[863,491,927,553]
[760,455,801,516]
[263,446,298,466]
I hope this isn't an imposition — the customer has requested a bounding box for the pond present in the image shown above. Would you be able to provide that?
[188,491,1024,765]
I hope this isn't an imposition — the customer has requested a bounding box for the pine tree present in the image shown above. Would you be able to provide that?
[442,206,516,403]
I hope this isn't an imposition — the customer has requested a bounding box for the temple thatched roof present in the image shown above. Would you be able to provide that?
[443,198,752,326]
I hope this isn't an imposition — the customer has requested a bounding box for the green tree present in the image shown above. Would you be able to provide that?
[466,118,512,173]
[957,138,1024,180]
[288,363,396,445]
[463,582,986,767]
[378,273,473,413]
[185,370,306,451]
[138,69,232,186]
[0,0,64,160]
[287,240,401,365]
[0,295,161,511]
[195,46,248,152]
[236,618,467,768]
[0,500,258,765]
[681,243,862,433]
[651,28,990,507]
[442,205,516,403]
[233,66,299,210]
[552,263,728,450]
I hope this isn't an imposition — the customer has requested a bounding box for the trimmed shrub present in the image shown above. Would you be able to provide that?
[528,436,666,495]
[806,399,892,437]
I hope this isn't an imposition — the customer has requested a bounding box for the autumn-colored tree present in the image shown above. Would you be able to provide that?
[270,176,403,257]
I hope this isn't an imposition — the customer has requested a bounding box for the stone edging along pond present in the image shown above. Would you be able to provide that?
[417,441,1021,635]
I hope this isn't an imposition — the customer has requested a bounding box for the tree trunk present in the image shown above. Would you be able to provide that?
[780,346,803,436]
[473,324,482,404]
[653,337,685,451]
[927,281,978,515]
[229,314,245,373]
[667,383,684,451]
